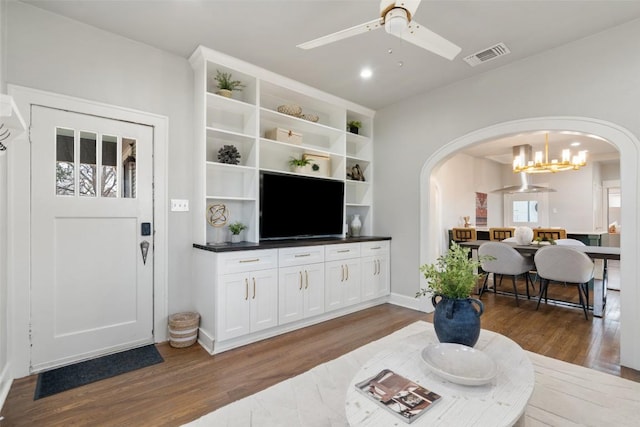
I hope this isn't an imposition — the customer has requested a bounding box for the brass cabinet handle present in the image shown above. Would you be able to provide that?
[305,270,309,289]
[239,258,260,263]
[299,271,303,290]
[341,265,345,282]
[337,249,350,253]
[295,253,311,258]
[245,278,249,300]
[371,246,381,250]
[252,277,256,299]
[345,264,349,281]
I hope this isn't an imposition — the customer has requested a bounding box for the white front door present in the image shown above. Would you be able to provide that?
[30,106,154,372]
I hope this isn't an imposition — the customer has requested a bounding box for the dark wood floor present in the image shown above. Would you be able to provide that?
[2,284,638,426]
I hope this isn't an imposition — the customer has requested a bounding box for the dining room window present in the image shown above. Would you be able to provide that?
[504,193,548,228]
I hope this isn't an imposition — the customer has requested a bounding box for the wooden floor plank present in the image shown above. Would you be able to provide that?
[2,285,638,426]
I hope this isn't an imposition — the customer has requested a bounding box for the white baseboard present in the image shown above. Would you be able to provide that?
[388,292,434,313]
[0,363,13,413]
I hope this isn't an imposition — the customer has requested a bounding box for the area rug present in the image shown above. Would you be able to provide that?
[183,321,640,426]
[34,344,163,400]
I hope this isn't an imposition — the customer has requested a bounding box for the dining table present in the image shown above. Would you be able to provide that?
[458,240,620,317]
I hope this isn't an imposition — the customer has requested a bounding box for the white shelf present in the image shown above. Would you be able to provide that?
[206,195,256,201]
[190,45,375,243]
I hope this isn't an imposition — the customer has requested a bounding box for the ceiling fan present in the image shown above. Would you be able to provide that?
[296,0,461,60]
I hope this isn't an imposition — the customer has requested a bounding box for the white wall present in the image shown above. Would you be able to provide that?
[375,19,640,369]
[6,2,194,317]
[434,153,503,237]
[0,0,10,405]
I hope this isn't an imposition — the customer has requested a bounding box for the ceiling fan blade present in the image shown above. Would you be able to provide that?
[297,18,383,50]
[398,20,462,60]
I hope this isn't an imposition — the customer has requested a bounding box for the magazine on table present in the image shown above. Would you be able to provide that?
[354,369,442,423]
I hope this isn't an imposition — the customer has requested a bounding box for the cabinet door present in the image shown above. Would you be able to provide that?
[375,255,390,297]
[279,265,305,325]
[250,268,279,332]
[217,272,252,341]
[325,260,346,312]
[302,263,325,318]
[362,255,390,300]
[361,256,378,301]
[343,259,362,307]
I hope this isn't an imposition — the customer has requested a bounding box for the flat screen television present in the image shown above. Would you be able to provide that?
[260,171,345,240]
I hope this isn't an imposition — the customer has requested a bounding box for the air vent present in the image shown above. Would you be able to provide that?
[463,42,510,66]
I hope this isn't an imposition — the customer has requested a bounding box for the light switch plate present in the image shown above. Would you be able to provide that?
[171,199,189,212]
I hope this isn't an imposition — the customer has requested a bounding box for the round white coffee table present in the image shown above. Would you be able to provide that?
[345,328,534,426]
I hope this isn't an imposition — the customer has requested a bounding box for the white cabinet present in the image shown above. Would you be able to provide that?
[278,246,325,325]
[214,249,278,342]
[193,240,389,354]
[217,268,278,341]
[279,263,325,325]
[189,45,376,245]
[325,243,362,312]
[361,241,390,301]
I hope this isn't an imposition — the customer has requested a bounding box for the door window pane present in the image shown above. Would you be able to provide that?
[56,128,75,196]
[101,135,118,198]
[122,138,136,198]
[79,131,97,197]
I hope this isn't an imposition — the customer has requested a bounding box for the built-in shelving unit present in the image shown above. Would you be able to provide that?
[190,46,375,244]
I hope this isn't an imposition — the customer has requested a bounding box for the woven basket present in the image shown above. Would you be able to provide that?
[168,312,200,348]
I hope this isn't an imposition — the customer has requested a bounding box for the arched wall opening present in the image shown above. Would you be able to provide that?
[419,117,639,370]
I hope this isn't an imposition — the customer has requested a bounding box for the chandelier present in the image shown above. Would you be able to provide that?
[512,133,587,174]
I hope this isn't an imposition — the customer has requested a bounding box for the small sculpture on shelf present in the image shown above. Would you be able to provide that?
[217,144,241,165]
[347,164,365,181]
[206,203,229,244]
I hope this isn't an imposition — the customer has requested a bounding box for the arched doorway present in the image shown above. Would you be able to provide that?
[419,117,639,370]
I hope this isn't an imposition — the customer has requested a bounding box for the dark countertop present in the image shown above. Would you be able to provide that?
[193,236,391,253]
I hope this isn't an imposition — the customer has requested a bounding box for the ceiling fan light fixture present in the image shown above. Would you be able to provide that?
[384,8,408,37]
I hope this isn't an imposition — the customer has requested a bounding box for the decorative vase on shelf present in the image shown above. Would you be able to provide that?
[231,233,242,243]
[350,214,362,237]
[217,89,232,98]
[431,295,484,347]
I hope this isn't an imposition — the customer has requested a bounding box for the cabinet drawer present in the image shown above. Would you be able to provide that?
[217,249,278,275]
[279,246,325,268]
[325,243,360,261]
[361,240,390,257]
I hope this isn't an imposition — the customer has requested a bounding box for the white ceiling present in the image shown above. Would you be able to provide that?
[19,0,632,161]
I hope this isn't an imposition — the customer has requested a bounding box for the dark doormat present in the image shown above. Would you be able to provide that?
[34,344,164,400]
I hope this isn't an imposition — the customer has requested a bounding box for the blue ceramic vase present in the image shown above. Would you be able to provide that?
[431,295,484,347]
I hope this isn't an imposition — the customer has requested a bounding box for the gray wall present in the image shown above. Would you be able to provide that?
[6,2,195,313]
[374,18,640,368]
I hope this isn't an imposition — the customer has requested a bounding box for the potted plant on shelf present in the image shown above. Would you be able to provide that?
[288,156,311,174]
[228,221,247,243]
[347,120,362,134]
[416,242,493,347]
[213,70,245,98]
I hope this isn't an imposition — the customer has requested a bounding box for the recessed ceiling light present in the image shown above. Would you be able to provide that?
[571,142,581,147]
[360,68,373,79]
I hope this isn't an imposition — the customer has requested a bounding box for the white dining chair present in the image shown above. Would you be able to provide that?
[555,238,586,246]
[534,245,594,319]
[478,242,535,306]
